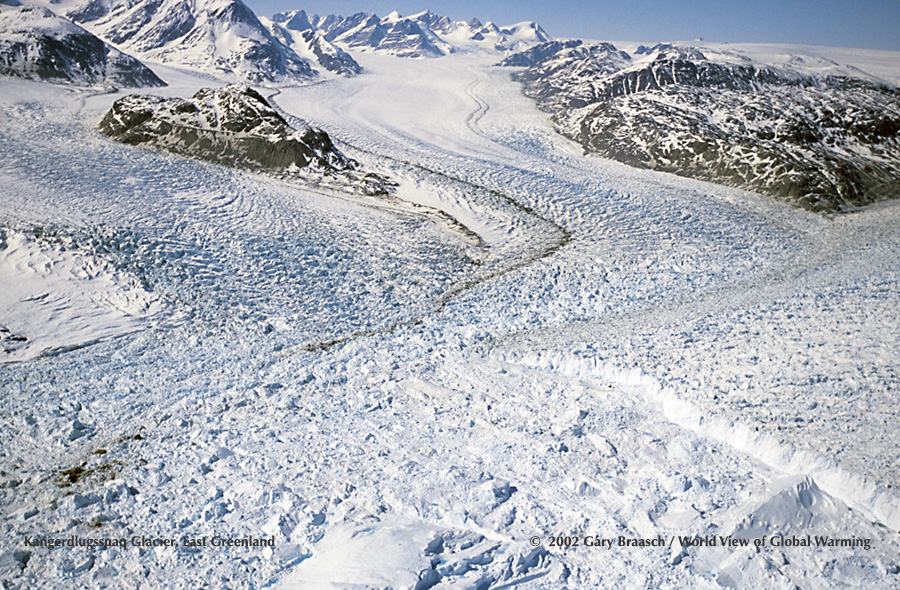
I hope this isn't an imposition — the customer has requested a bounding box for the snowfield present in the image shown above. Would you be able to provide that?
[1,47,899,589]
[0,228,166,362]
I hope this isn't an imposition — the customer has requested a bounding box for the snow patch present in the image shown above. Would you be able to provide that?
[0,229,165,362]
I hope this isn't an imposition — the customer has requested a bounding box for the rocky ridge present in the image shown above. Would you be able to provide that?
[506,42,900,212]
[497,39,582,67]
[264,14,363,76]
[98,84,388,193]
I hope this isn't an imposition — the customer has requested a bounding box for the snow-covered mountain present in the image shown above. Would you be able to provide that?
[273,9,552,58]
[496,38,582,67]
[263,15,363,76]
[98,84,388,192]
[506,42,900,212]
[25,1,552,80]
[0,4,164,87]
[51,0,317,84]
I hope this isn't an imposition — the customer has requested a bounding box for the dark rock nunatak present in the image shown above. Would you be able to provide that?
[98,84,387,193]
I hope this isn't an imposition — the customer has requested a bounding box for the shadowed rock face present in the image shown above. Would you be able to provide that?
[299,29,363,76]
[98,84,387,193]
[0,5,165,87]
[506,43,900,213]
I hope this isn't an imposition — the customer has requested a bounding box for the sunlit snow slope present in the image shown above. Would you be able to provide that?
[1,47,899,589]
[0,229,165,362]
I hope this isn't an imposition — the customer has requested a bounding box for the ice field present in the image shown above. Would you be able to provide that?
[1,49,899,588]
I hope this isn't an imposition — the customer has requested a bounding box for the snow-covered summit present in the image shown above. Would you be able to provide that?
[0,3,165,87]
[51,0,317,84]
[272,9,552,58]
[263,14,363,76]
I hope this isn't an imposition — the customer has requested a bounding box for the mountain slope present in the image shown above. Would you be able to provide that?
[506,42,900,212]
[264,15,362,76]
[496,39,582,67]
[54,0,315,84]
[0,4,164,87]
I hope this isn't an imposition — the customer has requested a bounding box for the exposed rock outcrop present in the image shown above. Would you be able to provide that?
[98,84,388,193]
[505,42,900,212]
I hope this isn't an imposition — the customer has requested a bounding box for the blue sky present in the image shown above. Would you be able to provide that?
[243,0,900,50]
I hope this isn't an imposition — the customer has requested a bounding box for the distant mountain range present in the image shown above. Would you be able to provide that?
[271,9,550,58]
[1,0,550,85]
[503,41,900,212]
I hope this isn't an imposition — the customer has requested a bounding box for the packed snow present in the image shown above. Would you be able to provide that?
[1,42,899,590]
[0,228,166,362]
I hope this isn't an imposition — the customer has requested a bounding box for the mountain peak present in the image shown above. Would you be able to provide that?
[0,3,166,87]
[58,0,316,84]
[282,9,552,58]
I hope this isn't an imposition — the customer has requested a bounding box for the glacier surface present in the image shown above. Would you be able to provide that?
[0,43,899,590]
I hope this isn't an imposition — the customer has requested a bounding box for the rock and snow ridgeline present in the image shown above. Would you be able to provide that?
[271,9,551,58]
[503,41,900,212]
[98,84,390,193]
[0,4,165,87]
[262,18,363,77]
[55,0,318,84]
[1,0,552,85]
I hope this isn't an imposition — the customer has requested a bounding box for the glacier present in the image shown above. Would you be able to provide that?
[0,8,899,590]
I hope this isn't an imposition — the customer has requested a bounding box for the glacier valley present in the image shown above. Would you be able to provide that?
[1,6,899,589]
